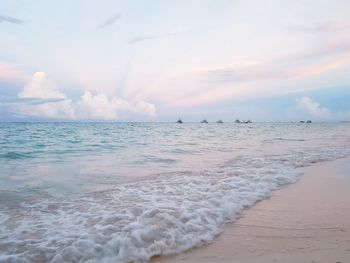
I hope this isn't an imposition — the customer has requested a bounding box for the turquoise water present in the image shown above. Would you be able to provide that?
[1,122,348,197]
[0,122,350,262]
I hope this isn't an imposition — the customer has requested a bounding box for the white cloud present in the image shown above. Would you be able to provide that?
[75,91,156,120]
[16,99,75,119]
[14,72,156,120]
[18,72,66,99]
[295,96,331,118]
[134,101,157,117]
[291,96,350,122]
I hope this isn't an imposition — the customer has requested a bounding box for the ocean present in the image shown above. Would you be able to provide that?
[0,122,350,262]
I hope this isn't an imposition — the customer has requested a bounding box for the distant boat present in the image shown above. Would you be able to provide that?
[200,119,208,123]
[300,121,305,123]
[176,118,183,124]
[216,120,223,123]
[235,119,240,123]
[307,120,312,123]
[240,120,251,124]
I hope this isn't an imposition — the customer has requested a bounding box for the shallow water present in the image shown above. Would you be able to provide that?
[0,122,350,262]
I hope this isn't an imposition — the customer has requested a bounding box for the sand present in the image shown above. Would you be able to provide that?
[152,158,350,263]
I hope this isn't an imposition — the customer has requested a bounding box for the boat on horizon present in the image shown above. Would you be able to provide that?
[200,119,208,123]
[176,118,183,124]
[235,119,252,124]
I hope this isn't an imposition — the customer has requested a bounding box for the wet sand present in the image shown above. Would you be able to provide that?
[153,158,350,263]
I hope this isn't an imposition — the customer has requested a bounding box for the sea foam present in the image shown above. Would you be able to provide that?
[1,146,349,263]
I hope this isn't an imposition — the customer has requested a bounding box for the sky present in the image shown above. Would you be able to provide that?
[1,0,350,122]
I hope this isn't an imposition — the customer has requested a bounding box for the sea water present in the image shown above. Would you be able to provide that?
[0,122,350,262]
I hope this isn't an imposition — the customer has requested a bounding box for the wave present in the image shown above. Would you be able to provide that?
[1,152,30,160]
[131,155,178,165]
[0,146,349,263]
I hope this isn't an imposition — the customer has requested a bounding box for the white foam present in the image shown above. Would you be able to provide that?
[1,146,350,263]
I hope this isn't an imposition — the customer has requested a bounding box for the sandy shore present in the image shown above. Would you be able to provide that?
[152,158,350,263]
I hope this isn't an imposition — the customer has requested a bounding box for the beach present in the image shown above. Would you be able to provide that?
[153,158,350,263]
[2,0,350,261]
[1,123,350,262]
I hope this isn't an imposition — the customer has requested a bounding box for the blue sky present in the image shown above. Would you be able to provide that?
[1,0,350,121]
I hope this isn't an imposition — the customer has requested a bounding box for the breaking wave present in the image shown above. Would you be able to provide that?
[1,146,349,263]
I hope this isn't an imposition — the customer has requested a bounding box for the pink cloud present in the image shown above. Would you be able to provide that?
[285,53,350,78]
[0,64,30,85]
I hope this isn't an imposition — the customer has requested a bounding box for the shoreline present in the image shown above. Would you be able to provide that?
[152,158,350,263]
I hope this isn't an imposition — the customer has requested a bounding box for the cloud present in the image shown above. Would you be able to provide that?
[15,99,75,119]
[0,97,66,105]
[0,14,27,24]
[293,96,350,121]
[7,72,156,120]
[158,50,350,108]
[98,14,121,29]
[18,72,66,99]
[74,91,156,119]
[196,52,350,84]
[154,19,350,108]
[128,33,177,44]
[195,61,265,83]
[295,96,331,118]
[286,53,350,78]
[0,64,30,84]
